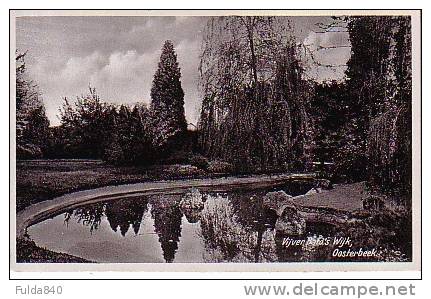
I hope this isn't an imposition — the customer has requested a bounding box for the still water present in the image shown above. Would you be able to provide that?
[28,187,337,263]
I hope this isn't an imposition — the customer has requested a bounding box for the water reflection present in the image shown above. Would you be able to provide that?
[105,198,148,236]
[199,192,278,262]
[65,203,105,233]
[30,189,337,263]
[151,196,183,263]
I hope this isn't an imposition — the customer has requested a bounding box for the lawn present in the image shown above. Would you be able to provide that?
[15,159,215,263]
[16,159,212,212]
[15,159,411,264]
[16,238,91,263]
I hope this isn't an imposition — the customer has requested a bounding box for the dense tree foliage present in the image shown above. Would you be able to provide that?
[57,87,111,158]
[344,16,412,200]
[198,17,314,172]
[101,103,155,165]
[150,40,187,155]
[308,16,412,200]
[54,87,155,164]
[51,41,187,164]
[309,81,348,167]
[16,17,413,203]
[16,52,50,158]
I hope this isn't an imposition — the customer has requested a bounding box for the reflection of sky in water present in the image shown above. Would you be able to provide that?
[28,190,338,263]
[28,205,205,263]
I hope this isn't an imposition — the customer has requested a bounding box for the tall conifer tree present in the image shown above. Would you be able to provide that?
[150,40,187,151]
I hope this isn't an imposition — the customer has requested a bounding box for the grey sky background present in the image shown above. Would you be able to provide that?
[16,16,350,126]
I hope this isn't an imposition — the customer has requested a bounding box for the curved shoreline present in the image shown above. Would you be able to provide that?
[17,173,315,239]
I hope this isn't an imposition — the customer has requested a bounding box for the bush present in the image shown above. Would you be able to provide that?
[338,201,412,261]
[189,155,209,170]
[103,138,124,165]
[16,143,43,159]
[176,165,204,176]
[161,150,190,165]
[161,164,205,177]
[207,160,234,174]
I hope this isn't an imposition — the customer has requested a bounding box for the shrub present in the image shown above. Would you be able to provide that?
[161,164,205,178]
[16,143,43,159]
[176,165,204,176]
[189,155,209,170]
[207,160,234,174]
[103,138,124,165]
[161,150,190,165]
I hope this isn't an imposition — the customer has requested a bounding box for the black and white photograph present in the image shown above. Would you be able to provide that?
[10,10,421,273]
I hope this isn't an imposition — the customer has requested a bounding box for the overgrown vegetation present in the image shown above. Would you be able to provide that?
[308,16,412,203]
[16,52,50,159]
[16,16,412,206]
[17,40,192,166]
[198,17,313,173]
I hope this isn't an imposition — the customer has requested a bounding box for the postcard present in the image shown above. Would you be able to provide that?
[10,9,421,275]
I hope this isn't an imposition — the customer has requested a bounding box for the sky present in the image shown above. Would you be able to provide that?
[16,15,350,126]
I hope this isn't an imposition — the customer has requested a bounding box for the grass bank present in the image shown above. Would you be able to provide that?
[16,159,222,263]
[16,159,222,212]
[16,238,90,263]
[15,159,409,264]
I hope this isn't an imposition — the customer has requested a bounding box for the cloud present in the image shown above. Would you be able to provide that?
[93,50,158,102]
[17,16,351,126]
[302,30,351,82]
[28,43,201,126]
[28,50,157,125]
[60,52,106,86]
[18,16,207,126]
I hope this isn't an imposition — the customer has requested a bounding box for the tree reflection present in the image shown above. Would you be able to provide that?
[60,190,337,263]
[179,188,205,223]
[105,196,149,236]
[65,202,105,233]
[64,197,149,236]
[198,192,336,263]
[228,191,278,262]
[150,196,183,263]
[198,193,278,263]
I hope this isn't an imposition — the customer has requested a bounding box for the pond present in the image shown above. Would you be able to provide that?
[27,182,346,263]
[27,183,409,263]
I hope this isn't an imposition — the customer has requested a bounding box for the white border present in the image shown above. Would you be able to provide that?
[9,9,422,279]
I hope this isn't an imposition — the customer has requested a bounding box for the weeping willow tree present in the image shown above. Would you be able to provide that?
[346,16,412,202]
[368,105,411,200]
[198,16,313,172]
[16,51,50,158]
